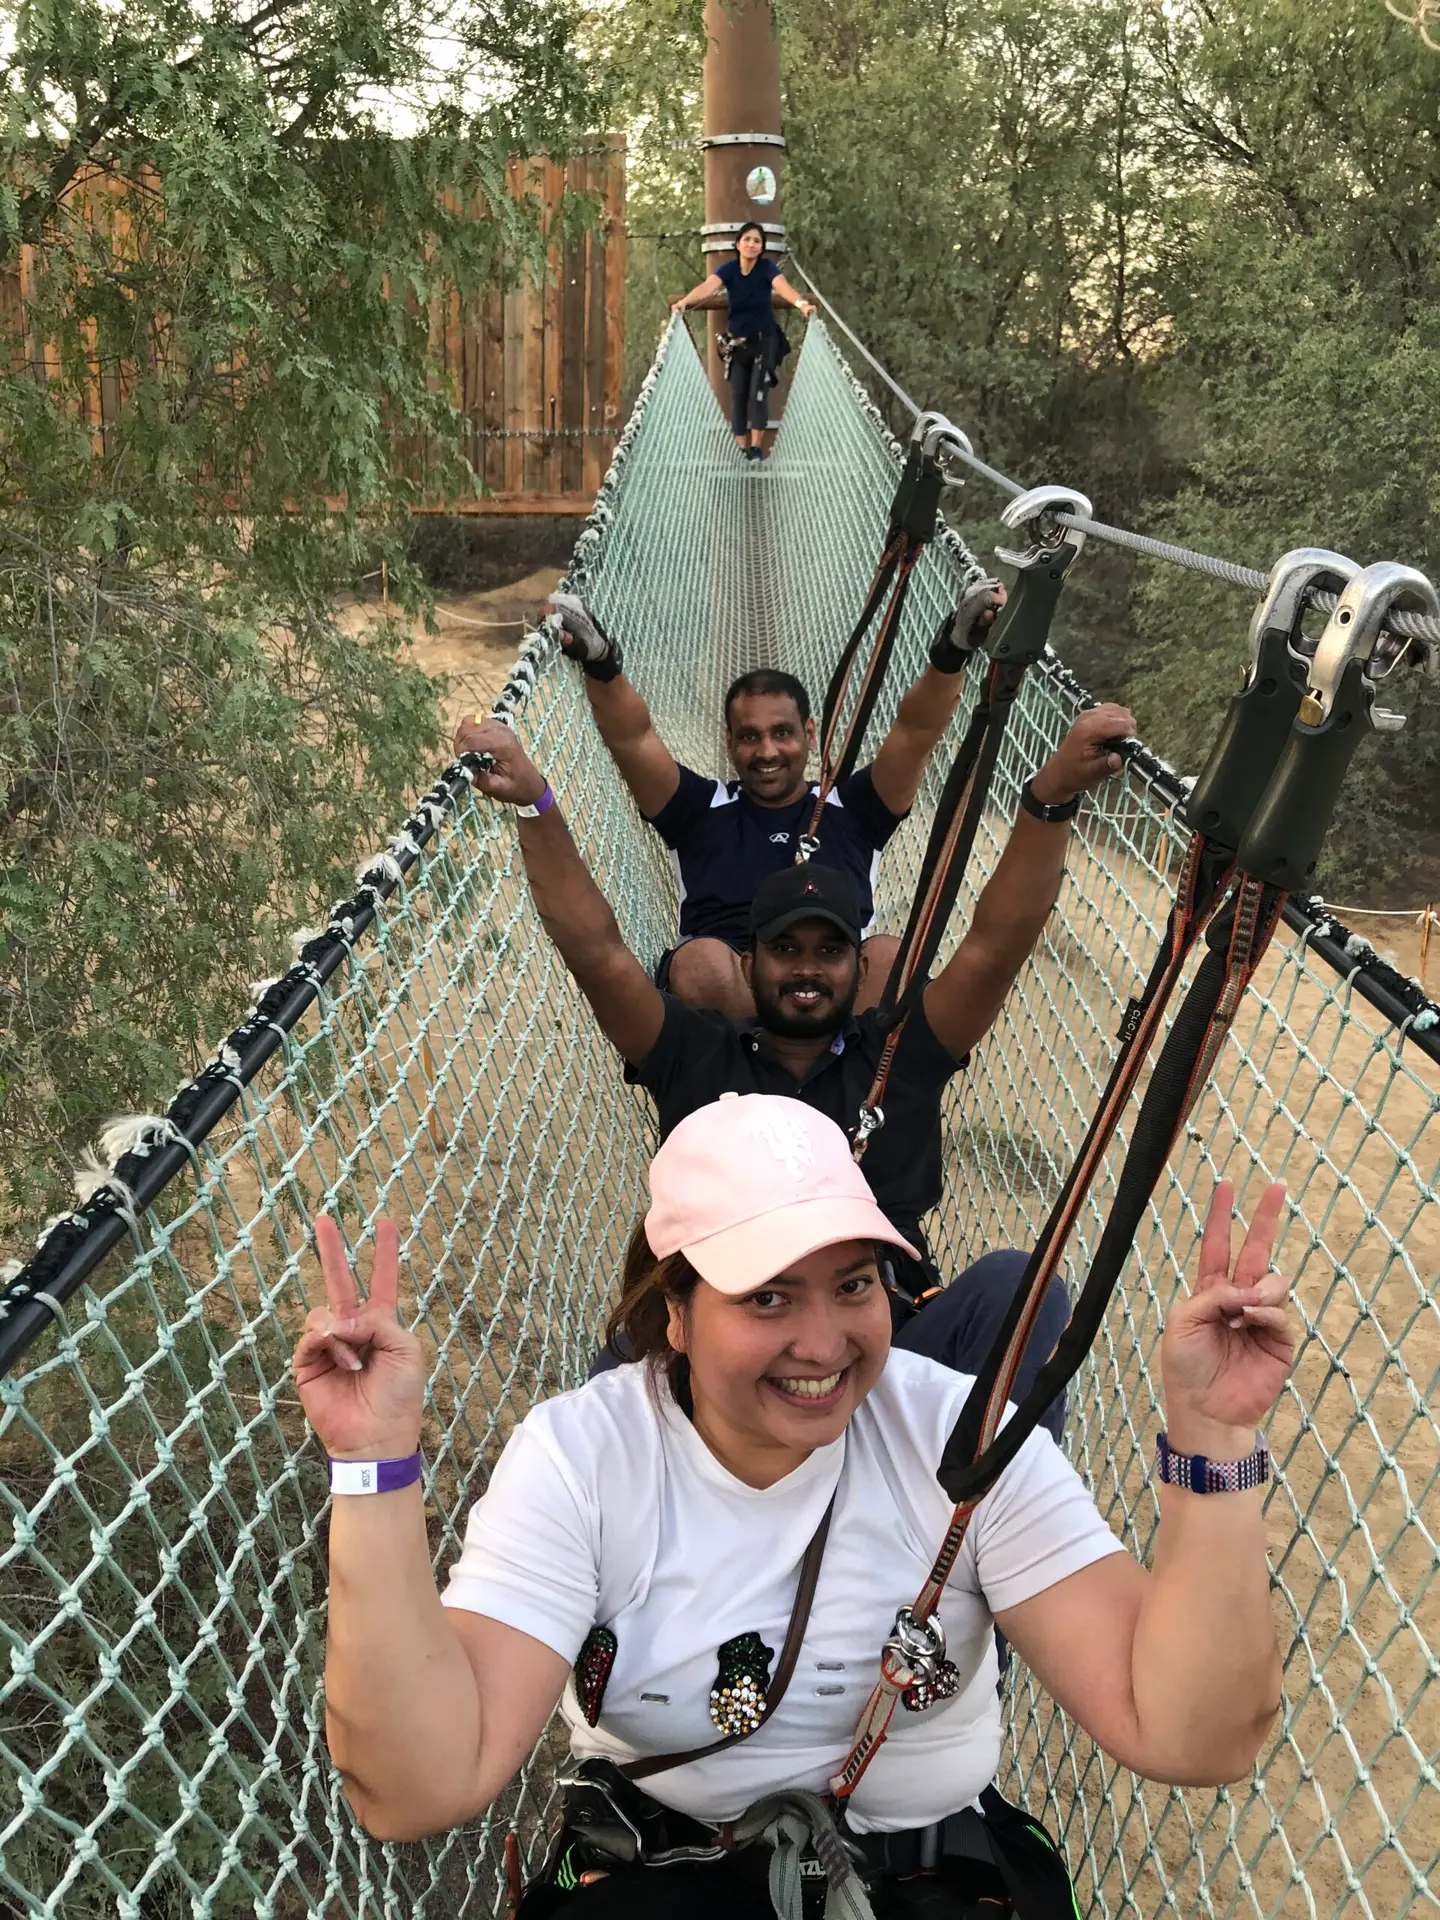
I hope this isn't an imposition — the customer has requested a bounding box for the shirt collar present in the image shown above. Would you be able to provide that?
[740,1017,859,1058]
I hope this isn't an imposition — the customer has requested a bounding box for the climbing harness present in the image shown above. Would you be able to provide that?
[799,413,970,859]
[829,552,1439,1801]
[852,487,1093,1161]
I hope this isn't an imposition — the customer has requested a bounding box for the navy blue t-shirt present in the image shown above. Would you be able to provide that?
[646,764,906,950]
[716,256,780,337]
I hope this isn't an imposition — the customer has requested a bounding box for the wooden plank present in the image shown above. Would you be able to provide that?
[560,156,588,496]
[602,135,627,470]
[522,158,546,495]
[503,158,526,495]
[482,282,505,497]
[542,157,565,497]
[582,156,608,496]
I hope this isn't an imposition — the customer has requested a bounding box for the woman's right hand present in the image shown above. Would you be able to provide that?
[668,295,686,312]
[292,1216,425,1461]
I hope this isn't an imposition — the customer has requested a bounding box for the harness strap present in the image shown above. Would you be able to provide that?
[853,540,1085,1161]
[802,438,952,853]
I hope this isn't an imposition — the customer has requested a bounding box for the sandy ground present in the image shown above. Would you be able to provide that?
[337,564,567,734]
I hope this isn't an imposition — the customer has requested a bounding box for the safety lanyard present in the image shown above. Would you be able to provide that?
[830,551,1436,1802]
[852,488,1093,1161]
[799,424,955,854]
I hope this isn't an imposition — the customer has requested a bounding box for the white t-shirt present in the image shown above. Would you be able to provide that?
[441,1348,1123,1834]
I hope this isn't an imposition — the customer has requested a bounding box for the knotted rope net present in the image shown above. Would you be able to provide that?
[0,319,1435,1919]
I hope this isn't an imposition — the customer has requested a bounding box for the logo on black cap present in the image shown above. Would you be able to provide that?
[749,863,863,947]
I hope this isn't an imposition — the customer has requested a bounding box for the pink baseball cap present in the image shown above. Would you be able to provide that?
[644,1093,920,1295]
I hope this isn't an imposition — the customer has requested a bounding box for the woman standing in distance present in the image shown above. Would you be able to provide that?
[293,1094,1294,1917]
[671,222,816,461]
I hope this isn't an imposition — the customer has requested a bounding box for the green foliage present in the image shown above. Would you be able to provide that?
[598,0,1440,898]
[0,0,603,1230]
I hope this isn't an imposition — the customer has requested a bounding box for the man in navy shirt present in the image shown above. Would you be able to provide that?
[454,707,1133,1427]
[528,584,1008,1021]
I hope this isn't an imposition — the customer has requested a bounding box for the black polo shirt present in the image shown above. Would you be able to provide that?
[645,764,905,952]
[626,995,966,1291]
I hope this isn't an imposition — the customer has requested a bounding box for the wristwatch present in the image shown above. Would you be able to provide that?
[1155,1431,1271,1494]
[1019,778,1080,824]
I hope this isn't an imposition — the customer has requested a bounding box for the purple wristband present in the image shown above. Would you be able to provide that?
[329,1451,423,1496]
[516,782,555,819]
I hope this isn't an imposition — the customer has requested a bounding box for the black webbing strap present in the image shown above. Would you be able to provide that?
[937,871,1285,1502]
[853,542,1084,1160]
[802,441,948,847]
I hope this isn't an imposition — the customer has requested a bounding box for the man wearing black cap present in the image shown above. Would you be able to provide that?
[459,712,1130,1426]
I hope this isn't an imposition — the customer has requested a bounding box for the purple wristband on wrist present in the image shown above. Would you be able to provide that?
[329,1451,423,1496]
[516,782,555,819]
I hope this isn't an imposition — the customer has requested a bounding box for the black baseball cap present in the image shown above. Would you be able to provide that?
[749,864,862,948]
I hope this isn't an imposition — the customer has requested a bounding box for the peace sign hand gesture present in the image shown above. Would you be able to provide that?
[1161,1182,1297,1456]
[291,1216,426,1462]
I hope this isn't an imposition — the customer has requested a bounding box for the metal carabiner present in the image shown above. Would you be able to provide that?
[1302,561,1440,728]
[918,411,974,473]
[1237,560,1440,889]
[883,1605,947,1687]
[994,484,1092,570]
[1244,548,1359,677]
[1184,548,1359,855]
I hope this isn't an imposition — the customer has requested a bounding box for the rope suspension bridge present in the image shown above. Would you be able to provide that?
[0,311,1435,1919]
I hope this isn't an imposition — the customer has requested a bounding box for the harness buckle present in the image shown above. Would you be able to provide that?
[796,833,820,863]
[884,1605,947,1687]
[854,1104,884,1145]
[993,484,1092,571]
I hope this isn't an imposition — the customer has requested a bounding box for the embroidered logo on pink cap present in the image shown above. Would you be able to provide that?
[644,1093,920,1296]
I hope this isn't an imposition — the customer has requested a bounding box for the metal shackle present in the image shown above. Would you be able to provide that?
[995,484,1093,569]
[1303,561,1440,727]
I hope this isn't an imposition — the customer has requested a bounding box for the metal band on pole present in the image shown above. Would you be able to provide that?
[700,132,787,149]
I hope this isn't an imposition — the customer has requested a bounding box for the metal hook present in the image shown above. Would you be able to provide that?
[1303,561,1440,728]
[919,412,974,470]
[1246,548,1359,676]
[995,484,1093,569]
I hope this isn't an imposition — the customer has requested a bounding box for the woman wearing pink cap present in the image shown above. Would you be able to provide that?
[293,1095,1294,1919]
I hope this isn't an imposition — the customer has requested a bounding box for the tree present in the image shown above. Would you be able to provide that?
[0,0,602,1229]
[595,0,1440,896]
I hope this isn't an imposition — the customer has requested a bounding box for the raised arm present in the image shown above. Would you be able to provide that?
[670,272,723,312]
[296,1217,569,1840]
[770,274,816,318]
[921,702,1133,1059]
[868,581,1005,815]
[453,715,666,1063]
[547,594,680,819]
[996,1182,1292,1785]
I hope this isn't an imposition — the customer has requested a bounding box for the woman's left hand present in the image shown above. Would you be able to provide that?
[1160,1181,1297,1449]
[799,300,816,318]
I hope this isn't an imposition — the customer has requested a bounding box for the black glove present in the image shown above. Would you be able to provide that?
[929,577,1005,674]
[551,592,624,682]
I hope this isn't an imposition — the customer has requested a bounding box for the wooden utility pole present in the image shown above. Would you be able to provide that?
[701,0,785,413]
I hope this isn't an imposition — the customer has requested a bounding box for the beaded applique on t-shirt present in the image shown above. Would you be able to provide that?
[573,1625,618,1727]
[709,1631,774,1736]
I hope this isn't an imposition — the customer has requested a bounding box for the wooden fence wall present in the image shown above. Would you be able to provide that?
[406,139,626,512]
[0,139,626,515]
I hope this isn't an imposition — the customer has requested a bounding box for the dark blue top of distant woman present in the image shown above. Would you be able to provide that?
[716,256,780,337]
